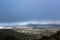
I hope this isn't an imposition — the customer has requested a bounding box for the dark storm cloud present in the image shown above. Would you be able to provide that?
[0,0,60,23]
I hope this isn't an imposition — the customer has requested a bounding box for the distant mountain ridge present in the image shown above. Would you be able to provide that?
[0,23,60,29]
[24,24,60,27]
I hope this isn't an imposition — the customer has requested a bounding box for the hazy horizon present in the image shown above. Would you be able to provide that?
[0,20,60,27]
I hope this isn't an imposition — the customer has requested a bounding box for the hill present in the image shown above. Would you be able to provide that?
[0,29,33,40]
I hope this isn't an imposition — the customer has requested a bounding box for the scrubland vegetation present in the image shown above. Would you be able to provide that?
[0,29,60,40]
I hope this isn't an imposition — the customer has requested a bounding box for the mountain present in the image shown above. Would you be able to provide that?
[24,24,60,28]
[1,23,60,29]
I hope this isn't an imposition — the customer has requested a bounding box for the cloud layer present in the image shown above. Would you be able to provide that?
[0,20,60,27]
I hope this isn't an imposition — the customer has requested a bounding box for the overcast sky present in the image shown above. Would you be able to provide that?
[0,0,60,23]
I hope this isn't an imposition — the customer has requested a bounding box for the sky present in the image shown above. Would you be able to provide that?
[0,0,60,26]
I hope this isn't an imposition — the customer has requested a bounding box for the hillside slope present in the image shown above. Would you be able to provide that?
[0,29,32,40]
